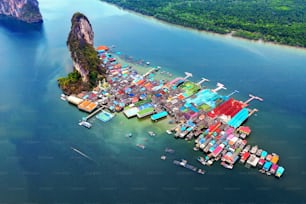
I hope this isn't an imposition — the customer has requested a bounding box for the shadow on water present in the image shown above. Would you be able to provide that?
[0,15,43,33]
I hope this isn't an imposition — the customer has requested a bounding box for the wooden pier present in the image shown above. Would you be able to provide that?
[83,106,105,121]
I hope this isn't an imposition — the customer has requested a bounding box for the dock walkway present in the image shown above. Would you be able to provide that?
[83,106,105,121]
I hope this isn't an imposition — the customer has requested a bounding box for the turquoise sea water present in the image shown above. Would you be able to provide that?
[0,0,306,203]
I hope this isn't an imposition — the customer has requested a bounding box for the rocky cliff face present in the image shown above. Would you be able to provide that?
[58,12,104,94]
[67,13,95,83]
[0,0,43,23]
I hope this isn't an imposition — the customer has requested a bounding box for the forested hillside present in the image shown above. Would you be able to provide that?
[101,0,306,47]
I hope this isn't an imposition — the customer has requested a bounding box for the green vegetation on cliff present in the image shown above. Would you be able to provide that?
[58,71,83,94]
[101,0,306,47]
[58,12,105,94]
[20,2,43,23]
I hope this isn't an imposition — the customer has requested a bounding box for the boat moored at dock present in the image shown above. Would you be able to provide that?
[78,120,92,129]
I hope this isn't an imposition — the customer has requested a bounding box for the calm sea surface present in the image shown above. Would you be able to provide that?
[0,0,306,203]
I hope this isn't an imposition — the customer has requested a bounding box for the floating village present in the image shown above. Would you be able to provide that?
[61,45,285,178]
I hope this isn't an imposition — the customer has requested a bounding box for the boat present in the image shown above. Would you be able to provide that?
[260,150,268,159]
[193,146,199,151]
[250,145,258,154]
[256,149,263,157]
[271,153,279,164]
[240,152,250,164]
[221,161,233,169]
[259,169,265,174]
[71,147,94,162]
[161,155,166,160]
[185,163,197,171]
[126,132,133,138]
[263,161,272,172]
[197,156,206,166]
[173,159,199,172]
[206,159,213,166]
[241,145,251,154]
[136,144,145,149]
[257,158,266,168]
[173,160,181,166]
[179,159,187,167]
[60,94,67,101]
[166,130,172,135]
[148,131,156,136]
[197,168,206,175]
[266,154,272,161]
[165,148,175,153]
[270,163,278,174]
[78,120,92,129]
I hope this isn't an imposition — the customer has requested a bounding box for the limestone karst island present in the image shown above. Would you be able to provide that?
[0,0,42,23]
[58,12,105,95]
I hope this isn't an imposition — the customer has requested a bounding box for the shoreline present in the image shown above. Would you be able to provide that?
[100,1,306,53]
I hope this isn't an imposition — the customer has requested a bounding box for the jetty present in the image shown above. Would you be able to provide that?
[83,106,104,121]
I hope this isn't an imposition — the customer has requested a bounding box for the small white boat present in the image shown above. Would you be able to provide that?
[126,133,133,137]
[136,144,145,149]
[221,161,233,169]
[148,131,156,136]
[193,147,199,151]
[60,94,67,101]
[78,121,92,129]
[197,168,206,175]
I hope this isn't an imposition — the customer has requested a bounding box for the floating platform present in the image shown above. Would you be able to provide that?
[96,110,115,122]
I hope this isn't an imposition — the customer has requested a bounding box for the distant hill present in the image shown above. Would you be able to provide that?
[0,0,42,23]
[101,0,306,48]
